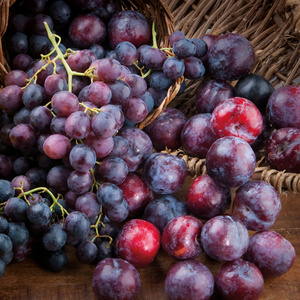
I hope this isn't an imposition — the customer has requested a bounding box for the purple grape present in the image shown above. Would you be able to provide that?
[42,223,67,252]
[29,106,52,132]
[93,58,122,83]
[64,211,91,246]
[84,133,114,159]
[4,70,29,87]
[43,134,71,160]
[97,157,128,185]
[0,85,24,115]
[44,74,68,99]
[173,38,196,59]
[22,83,47,110]
[88,81,112,107]
[4,197,28,223]
[76,239,98,264]
[50,116,67,135]
[69,144,97,172]
[139,47,167,70]
[108,80,132,105]
[27,201,52,230]
[75,192,100,219]
[122,97,148,124]
[149,71,173,91]
[183,57,205,80]
[100,104,124,130]
[51,91,79,118]
[169,30,185,46]
[67,170,93,195]
[11,53,33,71]
[163,57,185,80]
[115,41,138,66]
[91,112,117,138]
[9,124,36,155]
[47,165,72,193]
[123,74,147,98]
[65,111,91,140]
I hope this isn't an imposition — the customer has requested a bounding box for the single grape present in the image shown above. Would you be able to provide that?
[42,223,67,252]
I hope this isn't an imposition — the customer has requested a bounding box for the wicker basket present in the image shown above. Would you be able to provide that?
[162,0,300,194]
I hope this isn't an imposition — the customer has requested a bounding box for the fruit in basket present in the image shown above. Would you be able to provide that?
[206,136,256,188]
[165,260,214,300]
[115,219,160,268]
[207,33,255,81]
[143,107,187,151]
[180,113,217,158]
[215,258,264,300]
[92,257,141,300]
[142,152,188,194]
[210,97,263,144]
[108,10,151,49]
[265,127,300,172]
[200,215,249,261]
[195,79,235,113]
[232,180,282,231]
[244,230,296,277]
[234,73,274,112]
[186,174,231,219]
[266,85,300,129]
[68,14,106,48]
[161,215,203,260]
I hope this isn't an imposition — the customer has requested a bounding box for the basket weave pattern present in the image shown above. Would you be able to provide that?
[160,0,300,193]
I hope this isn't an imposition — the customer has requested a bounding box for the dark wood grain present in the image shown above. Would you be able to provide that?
[1,177,299,300]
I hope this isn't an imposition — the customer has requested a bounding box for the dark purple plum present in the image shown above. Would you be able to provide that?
[206,136,256,188]
[207,33,255,81]
[161,215,203,260]
[143,195,188,234]
[215,259,264,300]
[232,180,281,231]
[144,107,187,151]
[68,15,106,48]
[142,153,187,195]
[244,230,296,277]
[195,79,235,113]
[180,113,217,158]
[265,127,300,172]
[186,174,231,219]
[266,85,300,129]
[165,260,214,300]
[200,215,249,261]
[92,258,141,300]
[234,73,274,112]
[108,10,151,49]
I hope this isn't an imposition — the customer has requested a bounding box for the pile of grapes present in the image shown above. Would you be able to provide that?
[0,0,299,299]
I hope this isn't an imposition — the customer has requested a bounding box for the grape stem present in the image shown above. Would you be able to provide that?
[17,186,69,217]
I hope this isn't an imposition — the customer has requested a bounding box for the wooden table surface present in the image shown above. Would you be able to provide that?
[1,176,299,300]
